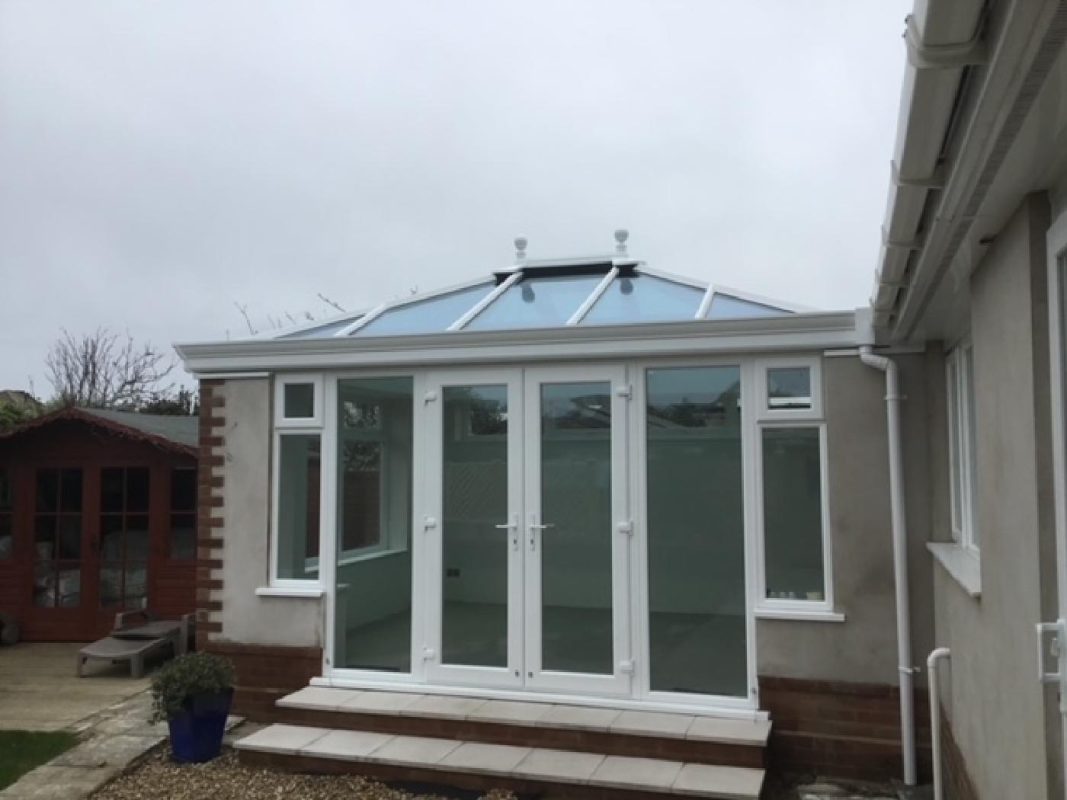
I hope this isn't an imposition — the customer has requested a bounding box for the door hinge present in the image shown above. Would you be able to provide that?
[614,384,632,399]
[1037,619,1067,713]
[619,659,635,674]
[424,390,438,404]
[422,646,437,661]
[423,516,438,531]
[617,520,633,535]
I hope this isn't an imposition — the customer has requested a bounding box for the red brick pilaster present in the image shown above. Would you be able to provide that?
[195,380,226,651]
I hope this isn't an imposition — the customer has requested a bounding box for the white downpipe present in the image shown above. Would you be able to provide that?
[859,345,917,786]
[927,647,952,800]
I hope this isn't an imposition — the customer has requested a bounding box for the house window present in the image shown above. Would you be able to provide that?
[34,468,83,607]
[277,376,322,426]
[0,468,12,560]
[99,467,150,608]
[947,342,978,550]
[755,358,833,613]
[284,383,315,419]
[169,468,197,560]
[276,434,321,580]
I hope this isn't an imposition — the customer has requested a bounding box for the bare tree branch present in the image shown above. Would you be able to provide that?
[317,293,346,313]
[45,328,175,410]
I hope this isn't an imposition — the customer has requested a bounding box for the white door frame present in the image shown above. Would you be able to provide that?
[422,368,525,689]
[522,363,633,696]
[1045,207,1067,787]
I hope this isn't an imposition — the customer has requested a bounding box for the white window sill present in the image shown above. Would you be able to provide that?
[754,606,845,623]
[255,586,324,598]
[928,542,981,598]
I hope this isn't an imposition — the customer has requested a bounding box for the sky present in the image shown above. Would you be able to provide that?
[0,1,911,394]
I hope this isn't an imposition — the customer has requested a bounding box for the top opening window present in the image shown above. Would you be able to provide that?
[767,367,812,410]
[276,376,323,427]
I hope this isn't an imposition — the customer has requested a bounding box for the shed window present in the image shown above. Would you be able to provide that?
[34,468,83,607]
[169,468,197,561]
[0,468,11,560]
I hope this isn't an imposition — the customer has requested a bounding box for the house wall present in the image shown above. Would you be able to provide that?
[928,193,1060,800]
[756,352,935,779]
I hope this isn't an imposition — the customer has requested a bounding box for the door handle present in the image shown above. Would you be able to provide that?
[529,523,555,530]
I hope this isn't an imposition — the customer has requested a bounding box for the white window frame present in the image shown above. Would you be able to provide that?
[945,341,979,552]
[752,357,838,618]
[757,356,823,420]
[276,374,324,428]
[268,373,326,590]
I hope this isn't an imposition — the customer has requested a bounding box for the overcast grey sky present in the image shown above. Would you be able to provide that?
[0,1,910,394]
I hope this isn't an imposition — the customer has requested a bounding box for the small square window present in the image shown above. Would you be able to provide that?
[284,383,315,419]
[767,367,811,410]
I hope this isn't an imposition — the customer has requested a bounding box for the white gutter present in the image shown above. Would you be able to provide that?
[859,345,916,786]
[927,647,952,800]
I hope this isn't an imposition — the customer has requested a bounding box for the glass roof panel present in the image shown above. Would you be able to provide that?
[707,293,790,320]
[280,317,362,339]
[464,274,603,331]
[581,274,704,325]
[353,282,493,337]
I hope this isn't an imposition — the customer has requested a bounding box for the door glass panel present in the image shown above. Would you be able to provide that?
[33,468,83,609]
[98,468,150,609]
[646,366,747,696]
[335,376,414,672]
[539,381,613,675]
[441,385,509,668]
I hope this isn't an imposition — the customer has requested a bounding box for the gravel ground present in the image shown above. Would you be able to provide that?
[91,749,518,800]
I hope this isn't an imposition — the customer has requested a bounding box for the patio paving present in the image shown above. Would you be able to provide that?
[0,643,150,732]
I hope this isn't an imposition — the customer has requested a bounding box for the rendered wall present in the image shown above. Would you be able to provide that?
[215,377,324,648]
[929,194,1059,800]
[756,352,935,685]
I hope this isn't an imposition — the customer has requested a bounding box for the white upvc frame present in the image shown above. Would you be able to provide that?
[275,374,324,428]
[422,368,525,690]
[521,363,632,696]
[945,340,979,552]
[751,357,836,617]
[1046,203,1067,793]
[268,373,326,590]
[322,368,428,683]
[630,357,759,711]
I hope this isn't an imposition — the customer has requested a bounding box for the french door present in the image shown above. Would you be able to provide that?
[424,365,631,695]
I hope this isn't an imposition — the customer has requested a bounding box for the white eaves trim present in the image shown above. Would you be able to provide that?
[175,310,861,374]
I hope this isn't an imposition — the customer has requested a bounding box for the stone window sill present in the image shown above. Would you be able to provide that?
[927,542,981,598]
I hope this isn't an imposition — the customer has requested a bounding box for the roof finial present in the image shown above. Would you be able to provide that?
[614,229,629,256]
[514,236,528,263]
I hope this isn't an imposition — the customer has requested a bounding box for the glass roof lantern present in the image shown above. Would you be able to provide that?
[273,231,806,341]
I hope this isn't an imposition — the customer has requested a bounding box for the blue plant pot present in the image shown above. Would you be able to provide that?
[167,688,233,763]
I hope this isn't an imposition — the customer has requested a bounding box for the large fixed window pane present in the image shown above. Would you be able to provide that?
[762,427,825,601]
[98,467,149,609]
[335,376,414,673]
[441,385,509,668]
[34,468,83,608]
[540,381,613,675]
[582,274,704,325]
[646,366,746,696]
[276,435,321,580]
[465,275,603,331]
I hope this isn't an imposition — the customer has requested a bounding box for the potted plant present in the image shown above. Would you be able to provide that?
[151,652,235,763]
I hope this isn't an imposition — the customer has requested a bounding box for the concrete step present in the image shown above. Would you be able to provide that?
[235,723,765,799]
[270,687,770,768]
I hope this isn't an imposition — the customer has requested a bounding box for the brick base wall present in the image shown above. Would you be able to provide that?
[206,641,323,718]
[760,676,932,782]
[941,704,979,800]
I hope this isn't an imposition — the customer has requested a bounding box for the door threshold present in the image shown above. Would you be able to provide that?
[309,675,767,721]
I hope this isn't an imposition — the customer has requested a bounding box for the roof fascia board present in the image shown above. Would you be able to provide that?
[176,311,860,374]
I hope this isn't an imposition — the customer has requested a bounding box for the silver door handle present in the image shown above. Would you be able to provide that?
[529,523,555,530]
[494,523,516,530]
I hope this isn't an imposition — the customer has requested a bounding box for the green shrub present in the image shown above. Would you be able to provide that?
[150,652,235,722]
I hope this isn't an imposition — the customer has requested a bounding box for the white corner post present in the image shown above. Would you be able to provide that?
[859,345,917,786]
[927,647,952,800]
